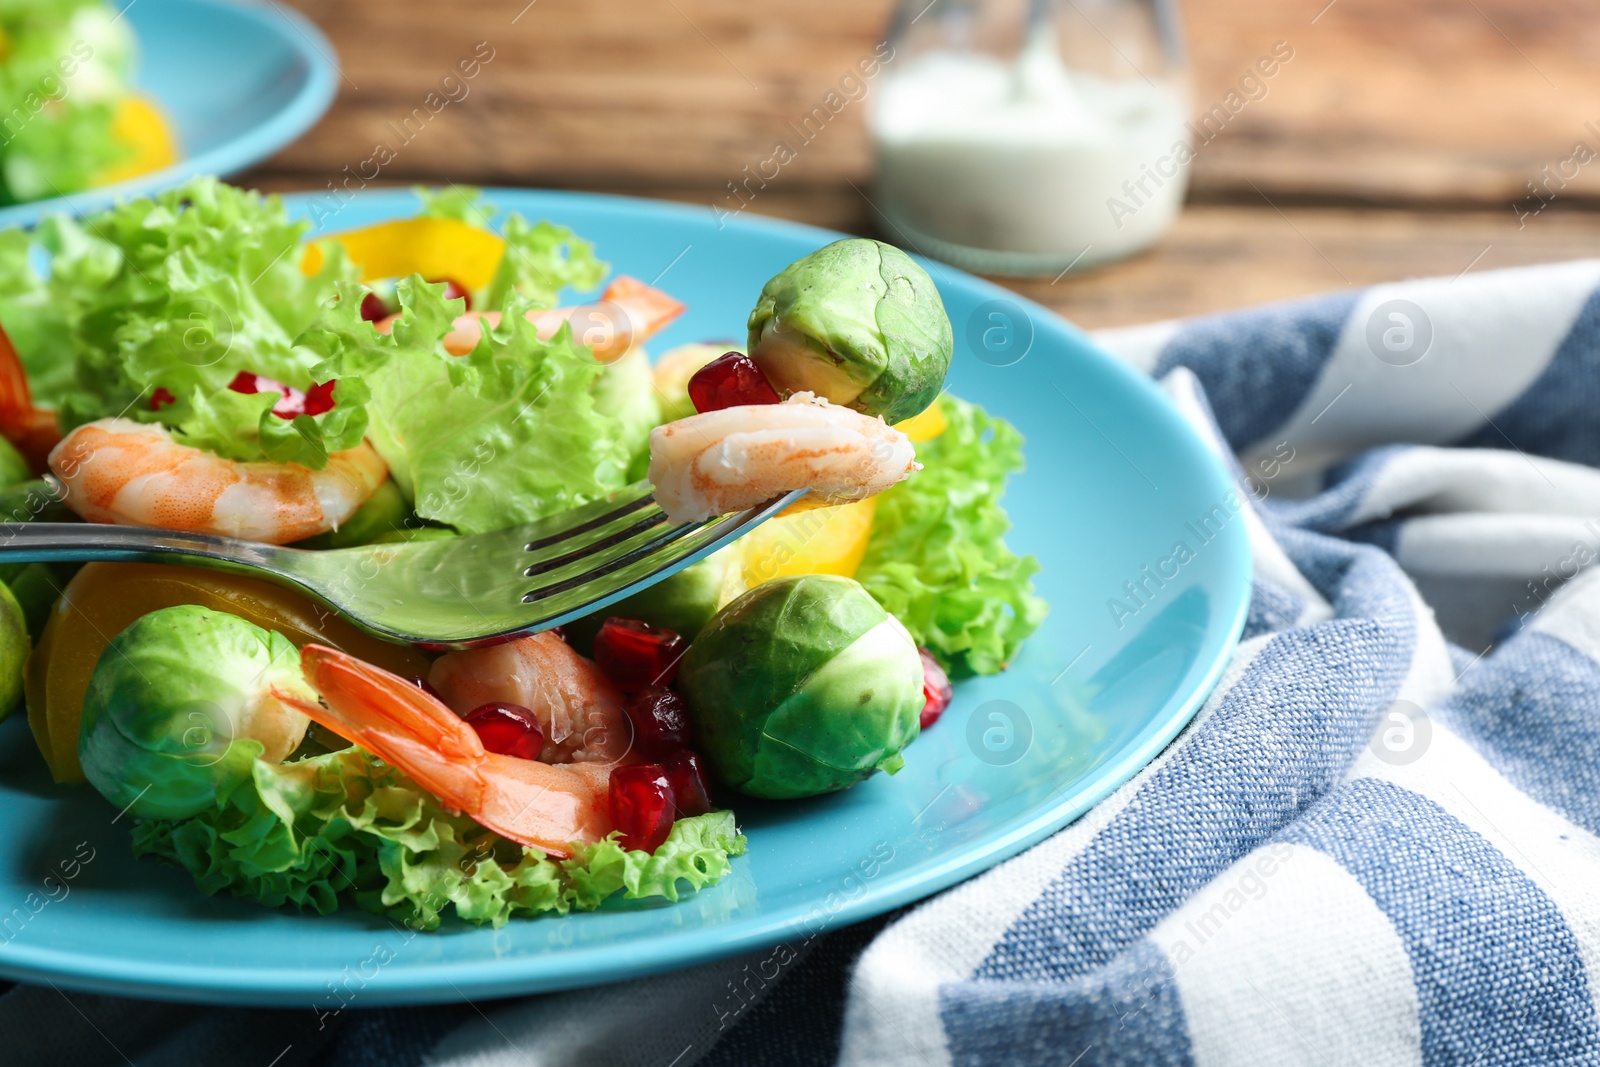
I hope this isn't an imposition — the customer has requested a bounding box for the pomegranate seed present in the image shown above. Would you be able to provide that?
[663,750,712,817]
[431,277,472,310]
[609,762,675,852]
[229,370,306,419]
[623,686,691,757]
[149,387,176,411]
[688,352,781,413]
[302,380,337,417]
[593,617,687,690]
[359,291,389,322]
[463,702,544,761]
[918,647,953,729]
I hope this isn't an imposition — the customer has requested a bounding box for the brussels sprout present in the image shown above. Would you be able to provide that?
[679,574,923,799]
[652,342,738,423]
[0,580,28,720]
[78,605,316,820]
[747,239,952,424]
[564,548,733,654]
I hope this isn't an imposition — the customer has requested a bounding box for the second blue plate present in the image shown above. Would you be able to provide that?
[0,0,339,229]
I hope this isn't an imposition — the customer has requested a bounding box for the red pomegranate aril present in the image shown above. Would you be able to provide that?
[623,686,691,757]
[663,750,713,817]
[229,370,307,419]
[609,762,675,852]
[359,291,389,322]
[149,387,176,411]
[302,379,338,417]
[687,351,781,413]
[463,702,545,761]
[593,617,687,689]
[918,647,953,729]
[431,277,472,310]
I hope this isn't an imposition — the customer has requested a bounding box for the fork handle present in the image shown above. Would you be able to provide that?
[0,523,285,571]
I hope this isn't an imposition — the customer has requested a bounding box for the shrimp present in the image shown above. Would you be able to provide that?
[274,645,613,858]
[647,391,918,524]
[48,418,388,544]
[429,632,633,764]
[377,276,685,362]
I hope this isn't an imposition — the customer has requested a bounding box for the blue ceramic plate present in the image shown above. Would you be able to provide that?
[0,0,338,229]
[0,189,1250,1005]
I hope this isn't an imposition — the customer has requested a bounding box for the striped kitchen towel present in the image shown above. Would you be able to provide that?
[825,259,1600,1067]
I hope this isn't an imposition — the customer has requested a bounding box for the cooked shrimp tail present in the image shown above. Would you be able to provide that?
[48,418,388,544]
[384,276,685,362]
[0,321,60,472]
[276,644,614,858]
[647,392,918,524]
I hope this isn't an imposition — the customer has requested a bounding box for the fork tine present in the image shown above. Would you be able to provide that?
[521,519,706,601]
[521,483,657,552]
[517,490,806,614]
[523,509,672,576]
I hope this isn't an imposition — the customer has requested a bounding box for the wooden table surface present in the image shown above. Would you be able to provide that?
[251,0,1600,329]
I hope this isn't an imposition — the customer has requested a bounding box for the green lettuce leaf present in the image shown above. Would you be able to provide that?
[856,394,1048,678]
[413,185,606,312]
[482,211,606,313]
[130,745,746,931]
[0,177,364,468]
[413,183,495,229]
[303,276,635,533]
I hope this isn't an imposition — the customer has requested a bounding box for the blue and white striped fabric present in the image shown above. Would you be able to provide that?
[829,259,1600,1067]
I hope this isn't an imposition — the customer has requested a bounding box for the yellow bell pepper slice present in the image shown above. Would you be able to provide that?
[720,497,878,606]
[26,562,430,784]
[301,217,506,291]
[894,400,948,443]
[93,95,180,186]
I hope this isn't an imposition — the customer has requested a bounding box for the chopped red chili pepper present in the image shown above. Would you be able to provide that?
[149,387,176,411]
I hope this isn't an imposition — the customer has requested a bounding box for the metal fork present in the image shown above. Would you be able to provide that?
[0,483,806,650]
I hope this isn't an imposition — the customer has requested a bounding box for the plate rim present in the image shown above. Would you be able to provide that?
[0,186,1252,1005]
[0,0,339,230]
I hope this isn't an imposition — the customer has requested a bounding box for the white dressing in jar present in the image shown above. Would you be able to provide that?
[872,31,1190,275]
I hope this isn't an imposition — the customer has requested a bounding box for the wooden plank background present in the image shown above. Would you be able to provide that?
[249,0,1600,327]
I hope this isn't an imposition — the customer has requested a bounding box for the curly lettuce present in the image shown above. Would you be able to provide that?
[415,184,606,312]
[130,745,745,930]
[856,394,1047,678]
[304,275,634,533]
[0,177,364,468]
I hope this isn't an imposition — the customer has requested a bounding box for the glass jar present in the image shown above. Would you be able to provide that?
[870,0,1191,276]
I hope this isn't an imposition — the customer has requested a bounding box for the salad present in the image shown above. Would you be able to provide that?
[0,0,177,204]
[0,179,1046,930]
